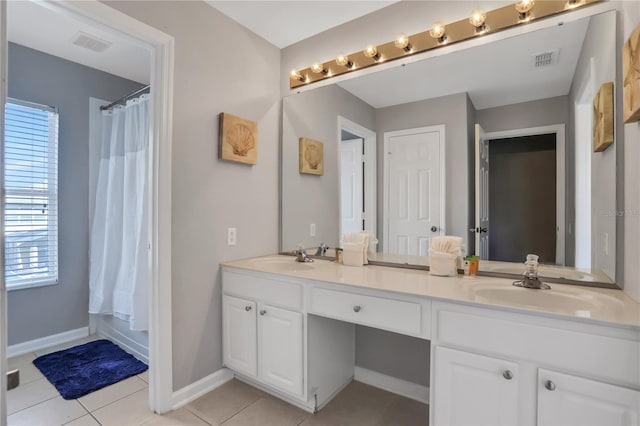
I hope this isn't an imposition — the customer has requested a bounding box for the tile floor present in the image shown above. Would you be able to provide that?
[7,337,429,426]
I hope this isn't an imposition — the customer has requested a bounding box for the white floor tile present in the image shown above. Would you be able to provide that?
[7,353,36,370]
[91,389,154,426]
[79,376,148,412]
[8,397,87,426]
[141,408,210,425]
[64,414,101,426]
[33,336,100,357]
[137,370,149,383]
[7,378,58,415]
[15,362,45,385]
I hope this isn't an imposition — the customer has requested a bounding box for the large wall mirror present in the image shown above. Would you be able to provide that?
[282,9,619,286]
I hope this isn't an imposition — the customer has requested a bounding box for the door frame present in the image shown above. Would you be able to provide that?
[484,124,565,265]
[383,125,446,253]
[1,1,8,422]
[1,0,175,416]
[337,116,376,240]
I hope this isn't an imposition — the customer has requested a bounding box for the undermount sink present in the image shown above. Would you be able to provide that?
[472,285,624,317]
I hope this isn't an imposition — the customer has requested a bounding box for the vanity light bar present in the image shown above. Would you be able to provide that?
[289,0,600,89]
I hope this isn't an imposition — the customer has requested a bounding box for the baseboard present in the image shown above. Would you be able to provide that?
[354,366,429,404]
[96,317,148,364]
[7,327,89,358]
[172,368,234,410]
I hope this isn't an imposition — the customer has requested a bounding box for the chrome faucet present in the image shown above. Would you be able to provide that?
[294,245,314,263]
[315,243,329,256]
[513,254,550,289]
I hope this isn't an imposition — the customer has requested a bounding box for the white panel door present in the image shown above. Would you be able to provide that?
[538,369,640,426]
[258,303,303,396]
[222,295,257,377]
[341,138,363,236]
[387,128,442,256]
[475,124,490,259]
[433,346,519,426]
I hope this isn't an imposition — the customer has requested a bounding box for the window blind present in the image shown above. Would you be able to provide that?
[4,99,59,289]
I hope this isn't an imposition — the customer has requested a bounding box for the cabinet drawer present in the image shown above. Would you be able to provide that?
[223,270,303,311]
[310,287,421,335]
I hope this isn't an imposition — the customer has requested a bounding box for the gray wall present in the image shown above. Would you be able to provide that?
[7,43,143,345]
[569,11,617,281]
[282,84,375,250]
[104,1,282,390]
[375,93,471,251]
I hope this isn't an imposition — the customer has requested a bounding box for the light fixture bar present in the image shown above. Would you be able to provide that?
[290,0,600,89]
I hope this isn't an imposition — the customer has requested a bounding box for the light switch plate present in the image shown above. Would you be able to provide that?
[227,227,237,246]
[310,223,316,237]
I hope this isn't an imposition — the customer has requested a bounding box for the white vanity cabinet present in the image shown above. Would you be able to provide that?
[537,369,640,426]
[222,270,305,399]
[433,346,519,426]
[431,301,640,426]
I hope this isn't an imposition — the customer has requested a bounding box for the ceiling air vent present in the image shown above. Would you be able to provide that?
[532,49,560,69]
[71,31,112,53]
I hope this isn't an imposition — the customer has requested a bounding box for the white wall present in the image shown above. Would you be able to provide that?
[104,1,281,390]
[622,1,640,302]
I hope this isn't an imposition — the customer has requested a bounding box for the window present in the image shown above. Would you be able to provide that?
[4,99,59,290]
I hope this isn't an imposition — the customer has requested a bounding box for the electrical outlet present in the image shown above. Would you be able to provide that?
[310,223,316,237]
[227,227,237,246]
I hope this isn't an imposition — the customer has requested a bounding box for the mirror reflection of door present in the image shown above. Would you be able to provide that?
[384,126,445,256]
[340,132,364,235]
[476,125,564,264]
[474,124,490,259]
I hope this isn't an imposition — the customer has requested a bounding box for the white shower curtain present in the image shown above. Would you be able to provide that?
[89,94,149,331]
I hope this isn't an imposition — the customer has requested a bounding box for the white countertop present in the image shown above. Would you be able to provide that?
[221,254,640,329]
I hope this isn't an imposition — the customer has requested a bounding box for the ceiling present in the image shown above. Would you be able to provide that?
[207,1,398,48]
[7,1,150,84]
[336,16,589,110]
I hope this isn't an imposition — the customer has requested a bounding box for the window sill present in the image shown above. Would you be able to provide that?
[7,279,59,292]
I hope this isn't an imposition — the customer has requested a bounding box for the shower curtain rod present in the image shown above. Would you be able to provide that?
[100,84,151,111]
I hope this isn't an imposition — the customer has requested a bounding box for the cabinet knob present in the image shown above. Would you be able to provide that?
[544,380,556,391]
[502,370,513,380]
[353,305,362,313]
[259,310,267,316]
[245,306,252,312]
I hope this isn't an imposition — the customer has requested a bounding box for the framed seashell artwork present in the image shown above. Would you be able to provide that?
[593,82,614,152]
[624,22,640,123]
[299,137,324,176]
[219,112,258,165]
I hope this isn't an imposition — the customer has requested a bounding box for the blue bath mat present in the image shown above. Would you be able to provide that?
[33,339,148,400]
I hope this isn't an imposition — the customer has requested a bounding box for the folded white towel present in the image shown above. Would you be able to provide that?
[430,236,463,255]
[342,232,370,264]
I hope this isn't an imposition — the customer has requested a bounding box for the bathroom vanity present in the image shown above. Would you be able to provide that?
[221,255,640,425]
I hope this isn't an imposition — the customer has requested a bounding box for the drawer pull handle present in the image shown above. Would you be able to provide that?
[259,310,267,316]
[245,306,252,312]
[353,305,361,313]
[502,370,513,380]
[544,380,556,391]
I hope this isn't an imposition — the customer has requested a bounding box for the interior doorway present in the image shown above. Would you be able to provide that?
[337,116,376,241]
[1,0,174,417]
[483,124,566,265]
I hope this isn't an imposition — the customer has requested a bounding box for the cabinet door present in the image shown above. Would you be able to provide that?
[258,303,303,396]
[433,346,519,426]
[223,295,257,377]
[538,369,640,426]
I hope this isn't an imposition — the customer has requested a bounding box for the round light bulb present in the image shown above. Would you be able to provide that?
[310,62,325,74]
[515,0,535,14]
[469,8,487,28]
[336,53,351,67]
[363,45,378,58]
[394,34,410,50]
[289,69,303,81]
[429,21,446,39]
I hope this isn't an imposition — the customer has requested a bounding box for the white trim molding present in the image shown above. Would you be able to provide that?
[34,0,175,414]
[172,368,234,411]
[484,124,566,265]
[354,366,429,405]
[337,116,377,240]
[7,327,89,358]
